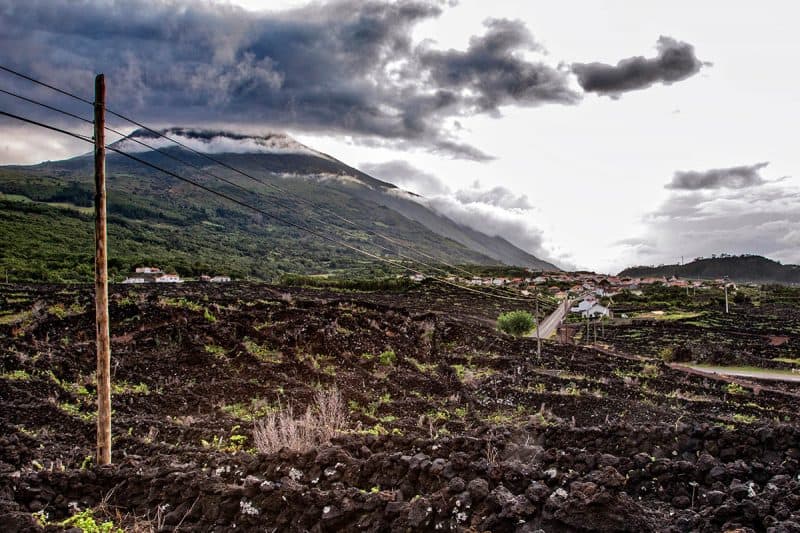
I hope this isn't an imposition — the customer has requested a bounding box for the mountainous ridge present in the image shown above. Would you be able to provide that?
[619,255,800,284]
[0,128,556,282]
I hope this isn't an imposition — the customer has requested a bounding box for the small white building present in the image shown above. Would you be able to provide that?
[121,277,146,284]
[210,276,231,283]
[155,273,183,283]
[135,267,162,274]
[583,303,610,318]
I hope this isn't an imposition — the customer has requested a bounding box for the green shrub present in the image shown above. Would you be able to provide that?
[378,350,397,366]
[658,347,674,362]
[497,310,535,337]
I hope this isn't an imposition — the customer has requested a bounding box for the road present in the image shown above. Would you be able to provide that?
[683,365,800,383]
[529,297,571,340]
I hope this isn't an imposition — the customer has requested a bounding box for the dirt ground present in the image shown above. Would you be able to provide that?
[1,282,799,532]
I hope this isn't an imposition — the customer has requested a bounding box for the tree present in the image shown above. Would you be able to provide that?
[497,310,535,337]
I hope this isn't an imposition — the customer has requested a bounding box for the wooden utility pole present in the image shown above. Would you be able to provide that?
[93,74,111,465]
[535,294,541,358]
[724,284,729,314]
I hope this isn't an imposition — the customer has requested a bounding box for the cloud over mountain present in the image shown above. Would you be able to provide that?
[573,36,706,96]
[0,1,705,161]
[361,159,565,266]
[0,0,581,160]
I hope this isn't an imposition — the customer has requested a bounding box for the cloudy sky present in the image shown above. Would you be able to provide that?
[0,0,798,273]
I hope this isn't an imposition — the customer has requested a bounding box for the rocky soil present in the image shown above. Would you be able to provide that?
[1,283,799,532]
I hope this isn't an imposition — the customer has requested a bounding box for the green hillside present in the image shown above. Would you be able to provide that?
[0,147,497,282]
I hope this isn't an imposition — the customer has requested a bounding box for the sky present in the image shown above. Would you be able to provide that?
[1,0,798,273]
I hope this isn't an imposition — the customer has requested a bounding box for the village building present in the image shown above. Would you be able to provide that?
[155,273,183,283]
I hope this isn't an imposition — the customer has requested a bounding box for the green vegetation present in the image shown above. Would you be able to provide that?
[243,339,282,363]
[377,349,397,366]
[733,413,758,424]
[1,369,30,380]
[222,400,277,422]
[202,426,248,452]
[0,156,493,282]
[726,383,748,396]
[33,509,122,533]
[111,381,150,395]
[204,344,227,358]
[497,310,535,337]
[658,347,674,362]
[58,402,95,423]
[281,274,413,292]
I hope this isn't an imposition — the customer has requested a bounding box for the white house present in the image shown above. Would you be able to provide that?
[571,299,596,314]
[155,273,183,283]
[210,276,231,283]
[121,277,146,284]
[583,303,610,318]
[135,267,162,274]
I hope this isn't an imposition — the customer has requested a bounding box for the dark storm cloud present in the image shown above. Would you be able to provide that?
[573,36,706,95]
[417,18,580,112]
[666,162,770,190]
[0,0,579,160]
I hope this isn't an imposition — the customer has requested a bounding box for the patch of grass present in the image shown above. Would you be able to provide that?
[1,369,30,381]
[527,382,547,394]
[641,364,660,378]
[378,350,397,366]
[666,389,716,403]
[58,402,95,423]
[111,381,150,395]
[733,413,758,424]
[452,362,495,385]
[221,399,277,422]
[204,344,227,358]
[407,357,436,373]
[203,307,217,323]
[559,382,581,396]
[160,297,203,312]
[37,509,123,533]
[47,304,69,319]
[0,309,33,327]
[486,411,514,424]
[726,382,748,396]
[202,431,248,453]
[773,357,800,365]
[243,338,282,364]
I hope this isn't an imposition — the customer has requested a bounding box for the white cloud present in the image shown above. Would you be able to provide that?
[361,159,569,267]
[620,179,800,270]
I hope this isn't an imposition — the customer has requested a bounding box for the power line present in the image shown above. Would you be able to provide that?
[0,87,93,124]
[0,109,92,143]
[0,63,547,301]
[0,106,538,301]
[0,65,93,106]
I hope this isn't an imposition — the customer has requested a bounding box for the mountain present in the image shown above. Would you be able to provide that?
[0,129,556,282]
[619,255,800,284]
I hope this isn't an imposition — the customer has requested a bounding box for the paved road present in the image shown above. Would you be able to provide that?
[529,297,571,340]
[685,365,800,383]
